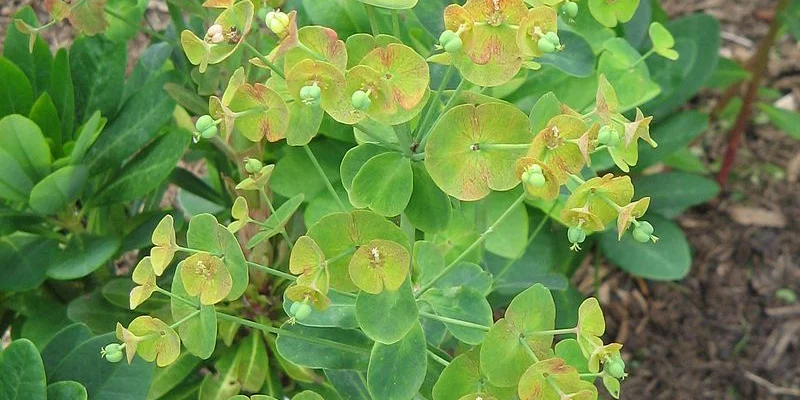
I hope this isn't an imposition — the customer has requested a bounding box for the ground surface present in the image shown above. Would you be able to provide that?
[2,0,798,399]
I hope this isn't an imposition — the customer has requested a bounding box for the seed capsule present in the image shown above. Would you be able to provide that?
[207,24,223,37]
[568,226,586,244]
[443,36,463,53]
[439,30,458,46]
[290,302,312,321]
[351,90,372,111]
[632,225,652,243]
[538,37,556,53]
[200,125,218,139]
[545,31,560,46]
[564,1,579,18]
[266,10,290,35]
[211,32,225,44]
[605,356,626,379]
[300,84,322,106]
[245,158,263,174]
[598,125,621,147]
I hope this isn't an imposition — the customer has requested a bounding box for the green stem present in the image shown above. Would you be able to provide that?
[364,4,380,36]
[526,327,577,336]
[579,372,603,378]
[418,78,466,151]
[246,261,297,281]
[354,123,404,152]
[170,309,201,329]
[418,311,490,331]
[427,349,450,367]
[391,10,401,38]
[326,247,358,264]
[259,189,294,250]
[492,202,557,286]
[630,49,655,69]
[155,286,199,309]
[216,312,370,354]
[414,64,454,141]
[242,41,285,79]
[416,192,527,297]
[174,245,212,256]
[210,137,239,164]
[303,145,347,212]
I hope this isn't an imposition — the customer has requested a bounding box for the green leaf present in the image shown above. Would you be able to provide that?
[70,35,126,122]
[356,277,418,344]
[47,381,88,400]
[122,43,172,105]
[432,346,513,400]
[271,139,349,200]
[634,111,708,170]
[29,165,88,215]
[199,347,241,399]
[597,38,660,111]
[145,353,202,400]
[537,30,595,77]
[0,233,58,291]
[633,172,719,218]
[91,128,191,205]
[104,0,149,42]
[0,114,52,181]
[0,339,47,400]
[283,290,358,329]
[649,22,678,60]
[276,323,373,370]
[187,213,248,301]
[248,194,305,248]
[588,0,639,27]
[706,57,751,89]
[600,215,690,280]
[51,49,75,140]
[84,72,177,174]
[41,324,92,378]
[0,146,35,203]
[758,102,800,140]
[529,92,562,134]
[4,7,52,95]
[69,111,105,165]
[405,163,452,234]
[642,14,720,119]
[349,152,413,217]
[47,233,120,280]
[484,189,528,259]
[420,287,492,345]
[49,333,154,400]
[30,93,62,152]
[341,144,389,192]
[325,370,371,400]
[0,57,34,117]
[554,339,591,375]
[67,290,137,334]
[237,331,269,392]
[366,322,426,400]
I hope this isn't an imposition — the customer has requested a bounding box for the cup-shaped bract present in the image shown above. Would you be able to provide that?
[130,257,157,310]
[181,0,255,73]
[444,0,529,87]
[150,215,177,275]
[285,59,346,132]
[518,358,598,400]
[236,164,275,191]
[348,239,410,294]
[345,34,402,68]
[228,82,290,143]
[517,6,558,57]
[528,115,592,184]
[290,236,327,282]
[516,157,561,200]
[587,0,639,28]
[228,196,250,233]
[616,197,650,239]
[577,297,605,339]
[285,284,331,310]
[649,22,679,60]
[354,0,419,10]
[180,252,233,305]
[285,26,348,70]
[425,103,532,201]
[562,174,634,229]
[116,316,181,367]
[45,0,108,35]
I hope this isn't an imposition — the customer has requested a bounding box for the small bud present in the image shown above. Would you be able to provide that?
[207,24,223,37]
[564,1,579,18]
[545,31,560,46]
[598,125,621,147]
[538,37,556,53]
[604,355,626,379]
[266,10,290,35]
[300,84,322,106]
[568,226,586,244]
[351,90,372,111]
[290,302,312,321]
[245,158,263,174]
[632,221,655,243]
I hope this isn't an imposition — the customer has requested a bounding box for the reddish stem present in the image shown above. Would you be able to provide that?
[717,0,789,188]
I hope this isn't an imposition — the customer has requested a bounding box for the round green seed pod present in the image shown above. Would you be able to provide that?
[195,115,215,133]
[605,358,626,379]
[538,37,556,53]
[439,30,458,46]
[521,169,531,183]
[293,303,312,321]
[632,226,651,243]
[300,85,321,105]
[564,1,579,18]
[598,125,621,147]
[568,226,586,244]
[444,36,463,53]
[638,221,654,235]
[529,164,543,175]
[526,171,546,188]
[545,31,560,46]
[105,350,124,363]
[200,125,218,139]
[245,158,263,174]
[351,90,372,111]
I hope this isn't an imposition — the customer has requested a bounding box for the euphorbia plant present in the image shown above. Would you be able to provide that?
[5,0,688,399]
